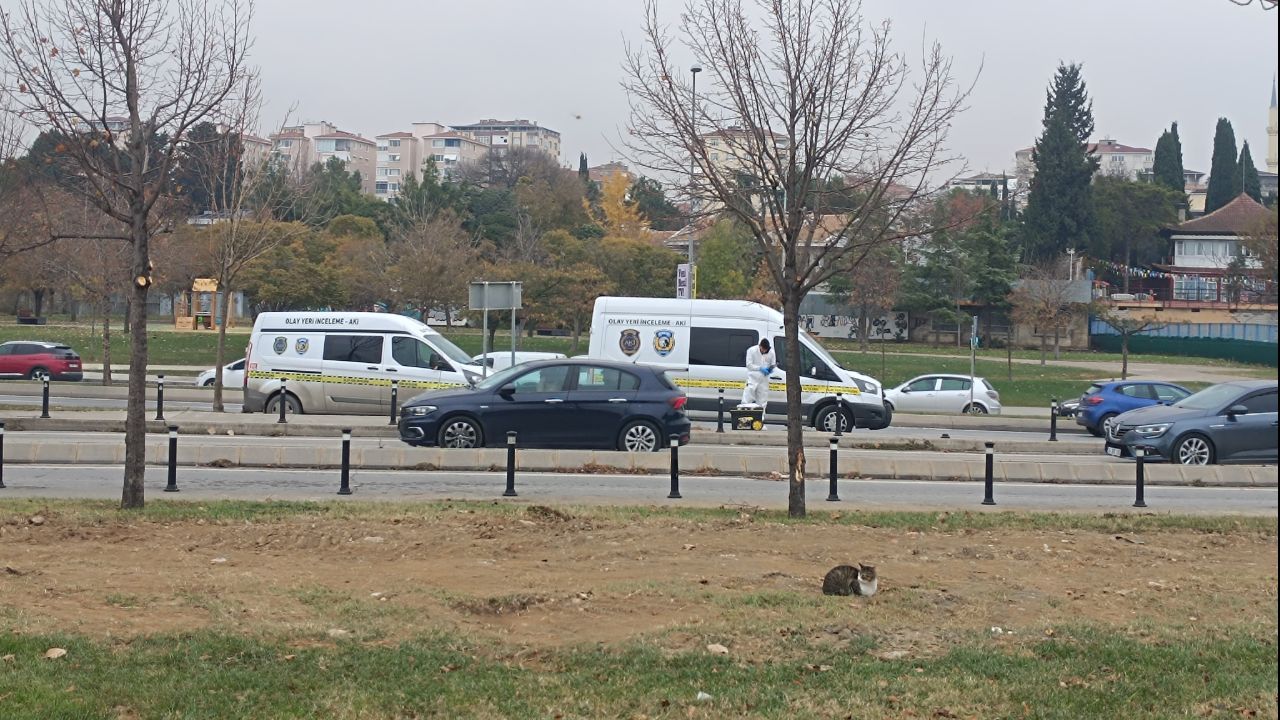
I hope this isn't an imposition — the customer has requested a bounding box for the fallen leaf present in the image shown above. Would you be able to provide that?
[44,648,67,659]
[706,643,729,655]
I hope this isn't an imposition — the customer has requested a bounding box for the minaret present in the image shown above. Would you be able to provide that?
[1268,74,1277,173]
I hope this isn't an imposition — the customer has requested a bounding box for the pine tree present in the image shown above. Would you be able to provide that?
[1021,63,1098,261]
[578,153,589,184]
[1239,141,1261,202]
[1205,118,1240,213]
[1151,122,1185,194]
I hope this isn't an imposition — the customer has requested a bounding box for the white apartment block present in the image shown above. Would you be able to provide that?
[269,121,377,195]
[375,122,489,200]
[1014,137,1154,184]
[450,118,561,160]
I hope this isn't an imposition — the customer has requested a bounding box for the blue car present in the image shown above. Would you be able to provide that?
[1075,380,1193,438]
[398,358,691,452]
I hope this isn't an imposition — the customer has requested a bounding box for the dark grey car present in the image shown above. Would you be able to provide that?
[1108,380,1278,465]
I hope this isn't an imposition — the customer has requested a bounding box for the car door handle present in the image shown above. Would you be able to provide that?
[544,398,564,404]
[608,398,628,403]
[386,368,398,372]
[366,366,380,370]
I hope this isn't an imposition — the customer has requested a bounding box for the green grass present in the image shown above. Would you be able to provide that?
[0,625,1272,718]
[2,498,1273,536]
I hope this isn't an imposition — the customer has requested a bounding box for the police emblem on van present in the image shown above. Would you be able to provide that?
[295,338,310,355]
[619,329,641,356]
[653,329,675,357]
[272,337,287,355]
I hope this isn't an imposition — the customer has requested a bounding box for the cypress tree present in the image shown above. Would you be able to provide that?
[1152,122,1185,193]
[1021,63,1098,261]
[578,153,589,184]
[1239,141,1261,202]
[1205,118,1240,213]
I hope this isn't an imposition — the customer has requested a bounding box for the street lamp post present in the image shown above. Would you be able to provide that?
[689,64,701,297]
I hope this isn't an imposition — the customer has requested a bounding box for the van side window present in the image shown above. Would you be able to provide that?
[323,335,384,364]
[772,336,837,380]
[392,337,452,372]
[690,328,758,367]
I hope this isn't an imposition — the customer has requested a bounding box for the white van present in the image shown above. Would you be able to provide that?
[587,297,890,430]
[243,312,484,415]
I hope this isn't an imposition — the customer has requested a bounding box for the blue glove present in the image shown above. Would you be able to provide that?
[760,366,772,376]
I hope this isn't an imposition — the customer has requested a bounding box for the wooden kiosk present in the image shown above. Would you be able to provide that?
[174,278,234,330]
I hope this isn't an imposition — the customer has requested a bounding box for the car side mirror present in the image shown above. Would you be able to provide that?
[499,383,516,396]
[1227,404,1249,417]
[900,387,911,393]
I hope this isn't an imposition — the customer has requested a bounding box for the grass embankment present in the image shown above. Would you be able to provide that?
[0,500,1275,719]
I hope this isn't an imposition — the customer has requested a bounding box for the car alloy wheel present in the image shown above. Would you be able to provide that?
[440,418,481,449]
[620,421,661,452]
[28,367,49,381]
[1102,414,1119,441]
[1175,435,1213,466]
[963,403,988,415]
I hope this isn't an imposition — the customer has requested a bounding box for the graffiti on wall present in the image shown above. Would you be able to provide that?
[801,312,909,341]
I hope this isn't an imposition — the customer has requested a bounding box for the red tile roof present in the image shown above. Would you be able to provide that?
[314,130,375,144]
[1166,193,1271,235]
[377,131,413,138]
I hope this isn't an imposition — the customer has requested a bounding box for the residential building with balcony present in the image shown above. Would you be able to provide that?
[373,123,489,200]
[269,121,377,194]
[1014,137,1154,185]
[450,118,561,160]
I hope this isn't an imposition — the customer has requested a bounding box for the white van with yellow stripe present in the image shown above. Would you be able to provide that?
[588,297,890,431]
[243,312,483,415]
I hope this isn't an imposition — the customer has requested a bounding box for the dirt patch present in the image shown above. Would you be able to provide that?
[0,507,1274,657]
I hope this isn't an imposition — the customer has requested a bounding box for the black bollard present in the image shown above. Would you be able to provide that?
[1133,447,1147,508]
[503,431,518,497]
[834,393,843,437]
[155,374,165,421]
[0,421,6,489]
[716,388,725,433]
[1048,398,1059,442]
[826,436,840,502]
[389,379,399,425]
[164,425,179,492]
[276,378,288,424]
[667,437,682,499]
[40,376,50,419]
[338,428,353,495]
[981,441,996,505]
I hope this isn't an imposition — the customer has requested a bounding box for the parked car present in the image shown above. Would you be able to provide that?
[399,358,691,452]
[1074,380,1193,438]
[883,374,1001,415]
[470,351,567,372]
[0,341,83,381]
[1107,380,1278,465]
[196,359,246,387]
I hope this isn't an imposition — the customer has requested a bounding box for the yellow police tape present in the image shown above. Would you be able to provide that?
[247,371,859,396]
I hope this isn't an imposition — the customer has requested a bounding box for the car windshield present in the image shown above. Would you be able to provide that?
[1174,384,1241,411]
[422,332,475,367]
[472,364,534,391]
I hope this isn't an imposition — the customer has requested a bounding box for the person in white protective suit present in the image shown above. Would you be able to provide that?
[741,338,777,414]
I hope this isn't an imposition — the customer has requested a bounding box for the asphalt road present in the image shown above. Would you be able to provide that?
[3,464,1274,514]
[0,394,242,413]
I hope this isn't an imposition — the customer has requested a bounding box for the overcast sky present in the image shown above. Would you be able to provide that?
[254,0,1278,178]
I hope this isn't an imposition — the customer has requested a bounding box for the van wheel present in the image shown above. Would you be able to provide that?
[266,392,302,415]
[814,404,851,433]
[618,420,662,452]
[439,417,482,449]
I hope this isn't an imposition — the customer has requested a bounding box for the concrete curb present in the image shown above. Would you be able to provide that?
[1,437,1273,488]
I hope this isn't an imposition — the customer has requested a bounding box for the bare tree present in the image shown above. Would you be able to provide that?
[1009,258,1082,365]
[1,0,253,508]
[624,0,970,516]
[389,212,480,324]
[1090,304,1163,380]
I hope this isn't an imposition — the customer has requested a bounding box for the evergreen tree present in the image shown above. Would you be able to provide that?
[1205,118,1240,213]
[1020,63,1098,261]
[1151,122,1185,194]
[578,153,589,183]
[1239,141,1261,202]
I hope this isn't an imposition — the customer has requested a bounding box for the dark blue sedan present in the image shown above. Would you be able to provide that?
[1075,380,1192,438]
[398,359,692,452]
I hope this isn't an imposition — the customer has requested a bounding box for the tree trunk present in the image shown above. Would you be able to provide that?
[571,315,581,355]
[122,220,150,510]
[33,288,45,317]
[858,307,869,352]
[123,298,131,334]
[1039,332,1047,366]
[1006,331,1013,382]
[101,307,112,387]
[213,285,232,412]
[1121,332,1129,380]
[1053,328,1061,360]
[782,286,806,518]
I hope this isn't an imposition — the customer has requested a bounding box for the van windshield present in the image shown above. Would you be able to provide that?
[423,333,476,367]
[800,331,843,370]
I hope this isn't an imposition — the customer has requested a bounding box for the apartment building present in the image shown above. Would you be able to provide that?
[374,122,490,200]
[269,121,377,194]
[450,118,561,160]
[1014,137,1154,184]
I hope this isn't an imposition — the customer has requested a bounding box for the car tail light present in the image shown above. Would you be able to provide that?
[986,390,999,400]
[668,396,687,411]
[1085,396,1104,405]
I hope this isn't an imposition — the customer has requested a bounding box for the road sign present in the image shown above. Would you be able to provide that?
[676,264,691,299]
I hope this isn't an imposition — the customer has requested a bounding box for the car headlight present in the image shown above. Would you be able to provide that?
[853,379,878,395]
[403,405,437,417]
[1134,422,1171,437]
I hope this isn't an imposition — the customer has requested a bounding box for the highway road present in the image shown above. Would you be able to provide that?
[2,464,1274,514]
